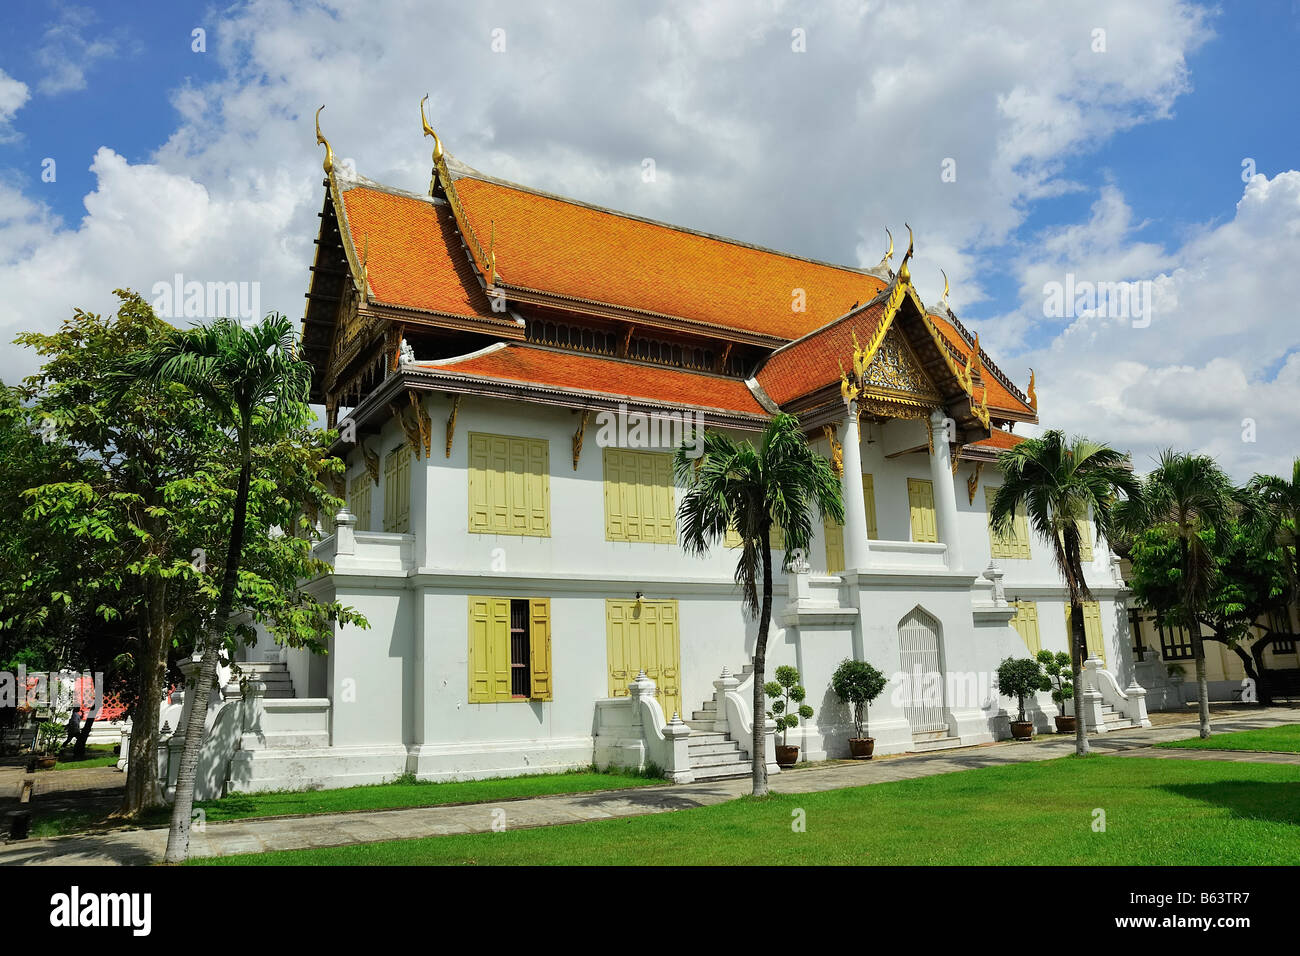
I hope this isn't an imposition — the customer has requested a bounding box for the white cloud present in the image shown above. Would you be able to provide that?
[9,0,1288,484]
[34,5,123,95]
[0,68,31,141]
[1007,171,1300,482]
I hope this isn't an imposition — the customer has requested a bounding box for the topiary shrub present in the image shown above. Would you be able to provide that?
[995,656,1050,724]
[765,665,813,747]
[830,658,887,740]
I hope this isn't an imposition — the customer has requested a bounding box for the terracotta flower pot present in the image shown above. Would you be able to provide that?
[848,737,875,759]
[37,755,57,769]
[775,744,800,768]
[1010,720,1034,740]
[1054,715,1077,734]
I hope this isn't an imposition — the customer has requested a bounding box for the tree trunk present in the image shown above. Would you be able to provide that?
[1189,610,1211,739]
[71,717,96,761]
[750,527,774,797]
[164,427,252,863]
[1249,633,1282,706]
[116,578,168,817]
[1069,601,1089,756]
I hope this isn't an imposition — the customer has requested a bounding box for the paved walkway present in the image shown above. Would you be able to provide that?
[3,707,1296,866]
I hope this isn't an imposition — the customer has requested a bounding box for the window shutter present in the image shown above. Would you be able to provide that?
[1077,518,1094,561]
[907,478,937,543]
[1012,601,1041,653]
[986,487,1030,559]
[349,471,372,533]
[383,445,411,533]
[468,433,551,537]
[529,598,552,700]
[824,517,844,573]
[862,473,879,539]
[603,449,673,543]
[489,597,511,701]
[467,597,495,702]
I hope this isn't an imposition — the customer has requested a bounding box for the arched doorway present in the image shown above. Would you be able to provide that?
[898,607,947,734]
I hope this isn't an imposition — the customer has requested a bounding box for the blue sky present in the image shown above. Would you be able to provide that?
[0,0,1296,479]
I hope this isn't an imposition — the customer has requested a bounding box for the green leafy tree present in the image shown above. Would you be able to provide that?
[13,294,215,794]
[765,665,813,748]
[996,656,1050,725]
[114,312,337,862]
[831,658,887,740]
[991,430,1138,756]
[675,413,842,796]
[1124,452,1234,739]
[1245,457,1300,589]
[1035,649,1073,713]
[1128,520,1290,704]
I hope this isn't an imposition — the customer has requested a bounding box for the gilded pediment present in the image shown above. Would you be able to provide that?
[860,326,941,405]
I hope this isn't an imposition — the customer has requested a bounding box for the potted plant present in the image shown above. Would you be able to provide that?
[35,720,64,769]
[995,656,1049,740]
[765,665,813,768]
[831,658,888,758]
[1036,649,1075,733]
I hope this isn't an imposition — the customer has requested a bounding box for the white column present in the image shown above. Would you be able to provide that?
[840,401,871,571]
[928,409,964,571]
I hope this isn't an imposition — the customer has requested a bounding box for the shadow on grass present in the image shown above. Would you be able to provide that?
[1160,781,1300,826]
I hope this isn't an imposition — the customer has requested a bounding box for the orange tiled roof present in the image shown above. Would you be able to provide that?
[926,310,1034,416]
[971,429,1026,450]
[452,176,886,341]
[754,301,888,406]
[340,186,499,320]
[415,343,768,417]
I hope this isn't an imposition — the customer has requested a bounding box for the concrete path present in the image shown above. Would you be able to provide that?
[3,707,1296,866]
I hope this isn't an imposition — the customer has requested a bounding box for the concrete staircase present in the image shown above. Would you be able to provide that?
[908,728,966,753]
[686,663,755,782]
[1099,702,1135,730]
[236,661,296,699]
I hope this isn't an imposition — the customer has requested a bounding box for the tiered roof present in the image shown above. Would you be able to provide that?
[303,113,1038,448]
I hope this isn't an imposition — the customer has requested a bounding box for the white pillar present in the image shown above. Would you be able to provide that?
[928,409,963,571]
[840,401,871,571]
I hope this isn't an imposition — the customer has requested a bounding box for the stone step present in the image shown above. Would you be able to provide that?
[688,731,729,745]
[909,736,967,753]
[690,751,752,769]
[911,728,952,742]
[688,740,741,757]
[690,711,716,722]
[253,731,330,749]
[693,766,752,782]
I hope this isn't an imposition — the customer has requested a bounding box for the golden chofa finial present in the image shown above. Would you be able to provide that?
[1027,368,1038,411]
[898,223,915,283]
[315,105,334,175]
[420,94,443,161]
[940,269,950,311]
[874,228,894,273]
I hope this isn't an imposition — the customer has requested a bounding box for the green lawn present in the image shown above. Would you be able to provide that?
[49,744,119,770]
[1156,722,1300,753]
[26,767,661,837]
[192,756,1300,866]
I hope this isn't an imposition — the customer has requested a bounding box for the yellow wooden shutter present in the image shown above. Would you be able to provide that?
[525,438,550,536]
[468,433,550,537]
[907,478,937,543]
[468,596,511,702]
[383,445,410,533]
[348,471,372,533]
[986,487,1030,559]
[824,517,844,573]
[529,598,552,700]
[604,449,673,543]
[862,473,879,539]
[1012,601,1041,653]
[1078,518,1094,561]
[1064,602,1106,664]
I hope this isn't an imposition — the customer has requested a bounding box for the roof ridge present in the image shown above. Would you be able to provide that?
[441,158,882,279]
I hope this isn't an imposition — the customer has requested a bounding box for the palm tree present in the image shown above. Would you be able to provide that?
[1127,451,1235,739]
[117,314,311,862]
[990,431,1138,756]
[674,413,842,796]
[1246,457,1300,590]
